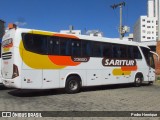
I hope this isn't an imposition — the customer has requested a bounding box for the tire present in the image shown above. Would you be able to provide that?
[65,76,81,94]
[134,75,142,87]
[148,81,153,85]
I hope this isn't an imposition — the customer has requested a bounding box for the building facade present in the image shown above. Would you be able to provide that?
[133,0,158,42]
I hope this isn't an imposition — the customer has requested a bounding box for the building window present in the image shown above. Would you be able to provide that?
[142,30,146,33]
[147,26,151,28]
[142,19,145,21]
[142,25,145,27]
[147,21,150,23]
[147,37,151,39]
[147,31,151,34]
[142,36,145,38]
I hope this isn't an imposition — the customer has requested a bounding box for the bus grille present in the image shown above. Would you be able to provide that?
[2,52,12,60]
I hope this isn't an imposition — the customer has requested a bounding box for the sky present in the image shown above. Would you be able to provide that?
[0,0,147,38]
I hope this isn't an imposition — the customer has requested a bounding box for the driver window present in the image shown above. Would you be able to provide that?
[149,53,155,69]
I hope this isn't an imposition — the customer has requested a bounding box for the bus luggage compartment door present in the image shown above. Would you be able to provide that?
[87,70,102,86]
[21,70,42,89]
[42,70,59,89]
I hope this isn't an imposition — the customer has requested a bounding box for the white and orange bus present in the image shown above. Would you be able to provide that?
[1,24,157,93]
[0,40,1,84]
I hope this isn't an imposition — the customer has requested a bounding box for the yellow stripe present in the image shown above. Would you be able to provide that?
[30,30,54,36]
[19,41,65,69]
[112,68,131,76]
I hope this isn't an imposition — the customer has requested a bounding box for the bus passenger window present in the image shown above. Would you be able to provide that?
[32,34,48,54]
[112,44,120,58]
[59,38,71,56]
[92,42,102,57]
[102,43,111,58]
[22,33,48,55]
[48,37,59,55]
[82,40,91,57]
[71,40,81,57]
[119,45,128,58]
[133,46,142,59]
[128,46,134,59]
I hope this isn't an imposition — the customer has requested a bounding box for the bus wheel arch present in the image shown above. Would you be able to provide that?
[134,72,143,87]
[65,74,82,94]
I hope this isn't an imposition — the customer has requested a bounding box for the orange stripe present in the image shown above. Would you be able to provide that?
[48,55,80,66]
[121,66,137,71]
[3,43,13,48]
[54,33,79,39]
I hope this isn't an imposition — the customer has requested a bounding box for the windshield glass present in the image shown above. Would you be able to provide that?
[140,47,155,69]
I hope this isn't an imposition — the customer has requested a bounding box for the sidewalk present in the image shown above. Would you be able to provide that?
[155,80,160,85]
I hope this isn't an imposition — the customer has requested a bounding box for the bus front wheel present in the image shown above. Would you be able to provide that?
[134,75,142,87]
[65,76,81,94]
[148,81,153,85]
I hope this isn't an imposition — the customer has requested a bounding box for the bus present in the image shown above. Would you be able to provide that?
[0,40,1,84]
[1,24,157,93]
[141,41,157,52]
[0,19,5,84]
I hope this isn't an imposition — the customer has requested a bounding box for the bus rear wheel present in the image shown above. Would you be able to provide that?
[134,75,142,87]
[65,76,81,94]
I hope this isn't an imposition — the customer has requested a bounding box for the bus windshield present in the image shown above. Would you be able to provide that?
[140,47,155,69]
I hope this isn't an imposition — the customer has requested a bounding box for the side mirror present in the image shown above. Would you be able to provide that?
[150,51,159,61]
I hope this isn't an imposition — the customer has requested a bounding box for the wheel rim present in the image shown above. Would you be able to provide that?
[69,80,78,91]
[136,78,141,84]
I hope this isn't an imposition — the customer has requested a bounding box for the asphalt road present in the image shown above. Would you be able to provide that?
[0,81,160,120]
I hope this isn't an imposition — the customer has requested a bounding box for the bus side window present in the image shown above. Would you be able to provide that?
[112,44,120,58]
[133,46,142,59]
[22,33,48,55]
[119,45,128,58]
[22,33,33,52]
[102,43,112,58]
[82,40,91,57]
[59,38,71,56]
[48,37,59,55]
[32,34,48,54]
[71,39,81,57]
[92,41,102,57]
[128,46,134,59]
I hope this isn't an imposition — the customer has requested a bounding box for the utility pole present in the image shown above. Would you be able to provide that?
[119,5,123,39]
[111,2,126,40]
